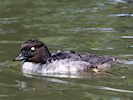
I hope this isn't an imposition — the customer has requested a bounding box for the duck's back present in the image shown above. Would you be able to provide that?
[51,51,117,70]
[51,51,82,61]
[80,53,116,64]
[80,53,117,70]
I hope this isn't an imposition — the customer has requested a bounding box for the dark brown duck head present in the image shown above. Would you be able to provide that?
[14,39,51,63]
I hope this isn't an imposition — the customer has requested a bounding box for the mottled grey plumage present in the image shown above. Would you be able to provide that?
[51,51,117,71]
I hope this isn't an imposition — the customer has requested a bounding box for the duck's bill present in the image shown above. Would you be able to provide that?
[13,52,25,61]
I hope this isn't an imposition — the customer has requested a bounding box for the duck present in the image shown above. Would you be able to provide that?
[14,39,118,75]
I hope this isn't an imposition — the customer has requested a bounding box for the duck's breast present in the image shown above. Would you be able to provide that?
[22,59,91,74]
[42,59,91,74]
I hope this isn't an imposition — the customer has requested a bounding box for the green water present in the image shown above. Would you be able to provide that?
[0,0,133,99]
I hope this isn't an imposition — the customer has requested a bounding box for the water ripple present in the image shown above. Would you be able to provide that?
[0,82,17,88]
[0,40,22,44]
[66,27,115,32]
[109,14,133,17]
[128,45,133,48]
[0,17,19,25]
[97,86,133,93]
[0,51,5,54]
[0,94,15,97]
[109,0,127,4]
[122,60,133,65]
[121,36,133,39]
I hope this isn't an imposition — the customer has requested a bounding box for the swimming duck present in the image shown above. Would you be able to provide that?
[14,39,118,75]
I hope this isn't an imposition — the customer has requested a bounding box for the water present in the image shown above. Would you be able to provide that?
[0,0,133,99]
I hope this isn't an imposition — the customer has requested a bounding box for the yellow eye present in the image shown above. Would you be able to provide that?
[30,47,36,51]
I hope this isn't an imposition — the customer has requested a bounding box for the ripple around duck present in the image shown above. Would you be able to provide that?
[122,60,133,65]
[97,86,133,93]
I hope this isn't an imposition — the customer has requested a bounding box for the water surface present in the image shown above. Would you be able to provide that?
[0,0,133,100]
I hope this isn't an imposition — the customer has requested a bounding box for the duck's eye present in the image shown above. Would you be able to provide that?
[30,47,36,52]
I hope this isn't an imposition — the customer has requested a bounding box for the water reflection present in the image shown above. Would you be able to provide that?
[23,72,93,79]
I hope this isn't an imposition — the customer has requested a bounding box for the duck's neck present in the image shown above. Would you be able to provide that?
[41,46,52,64]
